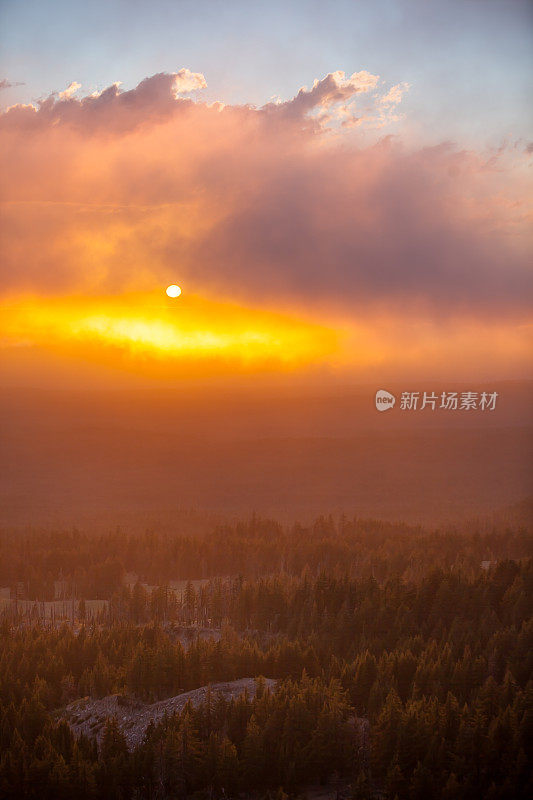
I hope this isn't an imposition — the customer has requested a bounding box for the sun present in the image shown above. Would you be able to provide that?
[165,284,182,298]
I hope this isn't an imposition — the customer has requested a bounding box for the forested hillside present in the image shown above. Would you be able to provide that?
[0,518,531,799]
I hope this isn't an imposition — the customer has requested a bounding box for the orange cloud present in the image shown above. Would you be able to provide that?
[58,81,81,100]
[0,71,531,381]
[0,291,343,381]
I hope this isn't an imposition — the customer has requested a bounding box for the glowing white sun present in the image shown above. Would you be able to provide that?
[165,284,182,298]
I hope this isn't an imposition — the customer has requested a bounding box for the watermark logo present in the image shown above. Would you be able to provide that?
[374,389,499,412]
[375,389,396,411]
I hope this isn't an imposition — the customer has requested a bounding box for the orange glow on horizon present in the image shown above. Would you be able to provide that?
[0,290,531,384]
[0,291,343,373]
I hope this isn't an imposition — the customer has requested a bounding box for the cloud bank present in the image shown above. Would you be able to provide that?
[0,70,531,321]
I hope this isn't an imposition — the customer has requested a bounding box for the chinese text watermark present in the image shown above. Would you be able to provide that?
[375,390,498,412]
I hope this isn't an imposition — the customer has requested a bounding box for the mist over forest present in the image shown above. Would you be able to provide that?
[2,382,531,529]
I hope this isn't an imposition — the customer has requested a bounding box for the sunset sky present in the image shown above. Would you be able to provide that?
[1,0,532,386]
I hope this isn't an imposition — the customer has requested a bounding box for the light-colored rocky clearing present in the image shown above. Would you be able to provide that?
[60,677,276,749]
